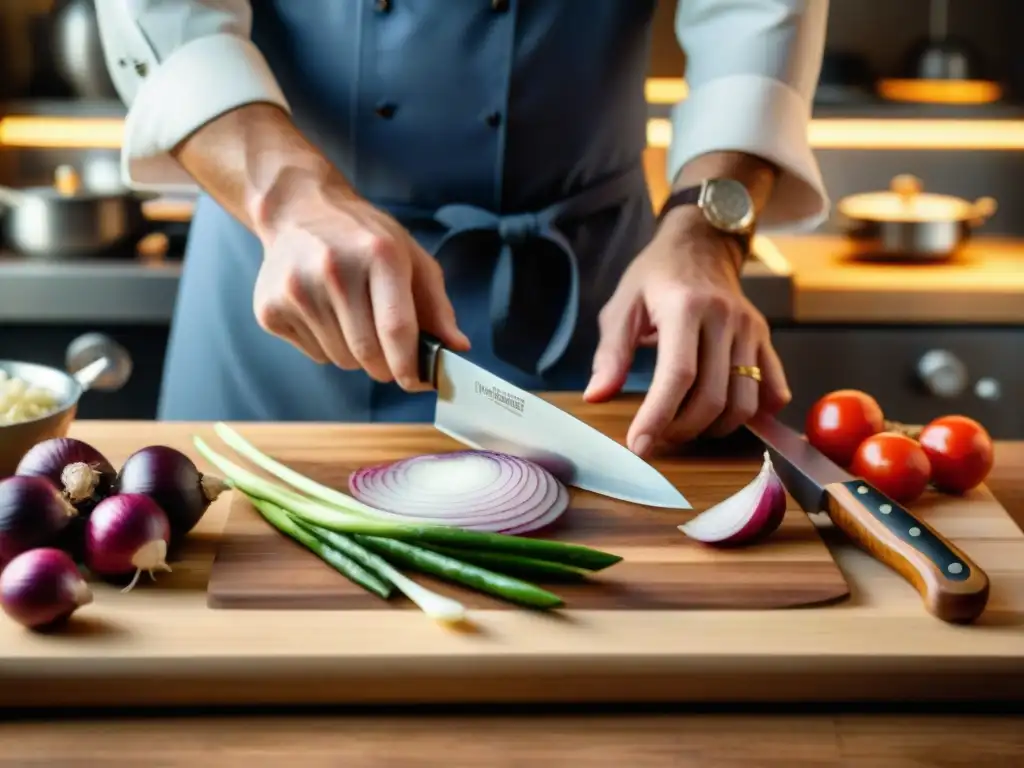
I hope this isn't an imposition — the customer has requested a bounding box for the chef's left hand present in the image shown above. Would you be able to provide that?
[583,207,791,457]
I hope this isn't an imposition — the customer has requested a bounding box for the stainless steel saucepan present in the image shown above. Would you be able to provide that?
[836,174,997,261]
[0,333,133,475]
[0,165,157,259]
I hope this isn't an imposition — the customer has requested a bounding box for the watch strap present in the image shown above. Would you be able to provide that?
[655,185,701,226]
[656,184,754,262]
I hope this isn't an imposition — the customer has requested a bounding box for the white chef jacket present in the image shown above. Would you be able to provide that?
[94,0,830,229]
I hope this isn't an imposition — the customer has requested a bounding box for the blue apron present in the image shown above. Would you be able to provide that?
[158,0,657,422]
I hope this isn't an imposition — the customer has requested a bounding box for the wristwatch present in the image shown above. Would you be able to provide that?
[656,177,756,259]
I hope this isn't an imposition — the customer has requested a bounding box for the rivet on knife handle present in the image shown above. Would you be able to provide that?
[825,480,990,623]
[417,332,443,388]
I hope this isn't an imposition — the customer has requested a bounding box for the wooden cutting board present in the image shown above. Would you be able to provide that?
[206,427,852,611]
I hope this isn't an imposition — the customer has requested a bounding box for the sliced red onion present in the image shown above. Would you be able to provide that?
[0,548,92,630]
[347,450,569,534]
[678,451,788,546]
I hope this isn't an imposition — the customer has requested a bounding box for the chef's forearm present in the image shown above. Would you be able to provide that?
[170,102,347,237]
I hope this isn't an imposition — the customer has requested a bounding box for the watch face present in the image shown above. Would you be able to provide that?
[701,179,755,233]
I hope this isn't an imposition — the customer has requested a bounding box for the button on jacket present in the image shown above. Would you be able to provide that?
[95,0,830,423]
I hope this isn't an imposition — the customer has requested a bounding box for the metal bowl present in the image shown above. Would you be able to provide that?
[0,333,133,476]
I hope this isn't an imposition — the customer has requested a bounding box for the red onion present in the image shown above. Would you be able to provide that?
[116,445,228,537]
[15,437,116,510]
[0,548,92,630]
[0,476,78,569]
[347,451,569,534]
[85,493,172,592]
[678,451,788,546]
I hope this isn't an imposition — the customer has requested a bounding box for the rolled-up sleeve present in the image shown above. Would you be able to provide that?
[95,0,290,190]
[669,0,830,229]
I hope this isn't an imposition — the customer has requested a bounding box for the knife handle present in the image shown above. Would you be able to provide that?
[824,480,989,623]
[417,332,443,388]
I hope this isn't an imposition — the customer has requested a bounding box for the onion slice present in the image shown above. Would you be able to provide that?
[678,451,788,546]
[348,451,569,534]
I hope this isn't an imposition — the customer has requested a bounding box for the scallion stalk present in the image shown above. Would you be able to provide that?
[249,498,393,599]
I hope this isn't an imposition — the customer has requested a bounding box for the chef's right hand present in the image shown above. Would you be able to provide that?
[251,182,471,391]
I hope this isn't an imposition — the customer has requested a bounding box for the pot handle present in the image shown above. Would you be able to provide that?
[65,333,133,393]
[969,196,998,227]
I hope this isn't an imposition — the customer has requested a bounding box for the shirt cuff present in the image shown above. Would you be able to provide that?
[667,73,829,231]
[121,33,290,191]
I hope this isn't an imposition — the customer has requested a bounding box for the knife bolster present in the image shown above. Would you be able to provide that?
[417,332,443,387]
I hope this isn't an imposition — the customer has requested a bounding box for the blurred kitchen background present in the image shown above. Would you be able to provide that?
[0,0,1021,436]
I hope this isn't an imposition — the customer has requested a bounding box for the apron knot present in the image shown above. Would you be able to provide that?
[401,164,644,377]
[497,213,542,245]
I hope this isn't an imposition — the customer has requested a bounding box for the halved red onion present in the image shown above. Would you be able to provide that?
[347,450,569,534]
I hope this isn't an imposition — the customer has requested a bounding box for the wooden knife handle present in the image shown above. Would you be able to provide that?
[417,332,443,387]
[824,479,989,624]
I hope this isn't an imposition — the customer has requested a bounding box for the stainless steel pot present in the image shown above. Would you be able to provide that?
[0,165,156,259]
[51,0,118,99]
[836,174,997,261]
[0,332,133,475]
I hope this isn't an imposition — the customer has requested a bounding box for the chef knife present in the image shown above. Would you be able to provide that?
[745,412,989,624]
[416,332,690,509]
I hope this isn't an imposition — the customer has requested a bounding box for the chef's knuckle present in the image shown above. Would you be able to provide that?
[282,270,309,309]
[704,392,728,415]
[254,301,287,333]
[703,292,733,320]
[665,361,696,388]
[362,232,402,267]
[377,311,414,340]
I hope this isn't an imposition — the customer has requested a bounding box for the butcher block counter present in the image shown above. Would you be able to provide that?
[1,394,1022,711]
[1,395,1023,766]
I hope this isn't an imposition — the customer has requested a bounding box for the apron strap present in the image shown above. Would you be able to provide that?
[394,163,643,376]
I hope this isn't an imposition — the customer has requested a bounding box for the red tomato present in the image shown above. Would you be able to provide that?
[850,432,931,505]
[805,389,885,467]
[918,415,994,494]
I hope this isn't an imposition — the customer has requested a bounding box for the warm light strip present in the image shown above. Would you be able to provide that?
[876,78,1002,105]
[0,116,124,148]
[647,117,1024,150]
[5,113,1024,154]
[645,77,688,104]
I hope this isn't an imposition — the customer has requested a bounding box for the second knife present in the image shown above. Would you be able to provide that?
[746,413,990,624]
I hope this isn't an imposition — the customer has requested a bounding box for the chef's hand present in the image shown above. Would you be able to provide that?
[252,181,470,391]
[582,207,791,457]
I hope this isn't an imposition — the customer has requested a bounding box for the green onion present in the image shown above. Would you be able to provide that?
[414,545,592,582]
[248,497,393,599]
[354,534,565,609]
[195,432,622,571]
[294,520,563,609]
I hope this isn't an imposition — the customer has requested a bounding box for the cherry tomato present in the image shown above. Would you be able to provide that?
[850,432,931,505]
[918,415,994,494]
[805,389,885,467]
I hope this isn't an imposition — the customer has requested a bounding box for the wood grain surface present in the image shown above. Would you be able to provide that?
[207,437,850,611]
[770,234,1024,323]
[0,398,1021,709]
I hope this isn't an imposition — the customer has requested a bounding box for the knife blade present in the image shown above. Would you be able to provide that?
[745,412,989,624]
[416,333,690,509]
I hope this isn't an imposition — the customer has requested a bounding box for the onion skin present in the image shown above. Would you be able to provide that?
[0,548,92,630]
[678,451,788,547]
[85,493,172,591]
[0,476,78,569]
[116,445,228,537]
[15,437,116,510]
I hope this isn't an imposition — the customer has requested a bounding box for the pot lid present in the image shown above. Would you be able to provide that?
[838,174,996,223]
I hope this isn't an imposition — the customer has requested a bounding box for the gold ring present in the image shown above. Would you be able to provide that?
[731,365,762,382]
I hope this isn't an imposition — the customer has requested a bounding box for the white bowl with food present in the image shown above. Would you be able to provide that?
[0,334,132,475]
